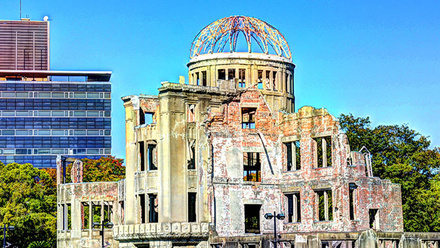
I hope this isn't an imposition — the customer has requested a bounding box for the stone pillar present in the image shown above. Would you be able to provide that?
[123,96,138,225]
[357,229,378,248]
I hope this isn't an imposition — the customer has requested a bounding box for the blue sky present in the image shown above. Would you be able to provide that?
[1,0,440,160]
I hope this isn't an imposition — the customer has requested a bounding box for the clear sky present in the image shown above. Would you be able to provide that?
[1,0,440,161]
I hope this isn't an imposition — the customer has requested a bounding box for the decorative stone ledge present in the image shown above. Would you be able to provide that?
[113,222,210,241]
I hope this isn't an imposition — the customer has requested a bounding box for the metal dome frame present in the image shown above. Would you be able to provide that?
[190,16,292,60]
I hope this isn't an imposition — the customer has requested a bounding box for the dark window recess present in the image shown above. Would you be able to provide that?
[139,141,145,171]
[139,194,146,223]
[316,190,333,221]
[239,69,246,88]
[243,152,261,182]
[93,204,101,225]
[287,193,301,223]
[285,141,301,171]
[218,69,226,80]
[188,193,197,222]
[119,201,124,224]
[148,144,157,170]
[188,140,196,169]
[245,205,261,233]
[149,194,158,223]
[228,69,236,80]
[315,136,332,168]
[369,209,379,229]
[272,71,277,91]
[196,72,200,85]
[349,183,357,220]
[257,70,263,89]
[202,71,207,86]
[242,108,256,129]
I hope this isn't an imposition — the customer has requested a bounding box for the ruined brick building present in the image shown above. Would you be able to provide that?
[57,16,439,248]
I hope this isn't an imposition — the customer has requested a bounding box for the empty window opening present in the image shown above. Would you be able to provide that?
[369,209,379,229]
[103,203,112,223]
[314,136,332,168]
[285,141,301,171]
[196,72,200,85]
[265,71,270,89]
[202,71,207,86]
[82,203,90,229]
[244,205,261,233]
[187,104,196,122]
[349,183,357,220]
[188,139,196,169]
[316,190,333,221]
[218,69,226,80]
[239,69,246,88]
[149,194,158,223]
[257,70,263,89]
[64,204,72,230]
[119,201,125,224]
[272,71,277,91]
[242,108,256,129]
[285,73,289,93]
[287,193,301,223]
[139,194,146,224]
[290,76,294,95]
[188,193,197,222]
[243,152,261,182]
[92,204,101,224]
[228,69,236,80]
[139,141,145,171]
[148,143,157,170]
[139,110,154,125]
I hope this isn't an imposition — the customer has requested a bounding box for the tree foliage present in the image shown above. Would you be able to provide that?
[339,113,440,232]
[0,162,56,247]
[0,156,124,247]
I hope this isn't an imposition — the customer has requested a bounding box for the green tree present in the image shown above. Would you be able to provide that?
[66,156,125,183]
[0,162,56,247]
[339,114,440,231]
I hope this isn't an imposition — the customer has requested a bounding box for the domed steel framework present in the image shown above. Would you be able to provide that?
[190,16,292,59]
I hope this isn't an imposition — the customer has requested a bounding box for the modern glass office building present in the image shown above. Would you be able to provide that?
[0,70,112,168]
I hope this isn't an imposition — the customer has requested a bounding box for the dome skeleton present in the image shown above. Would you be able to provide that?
[190,16,292,59]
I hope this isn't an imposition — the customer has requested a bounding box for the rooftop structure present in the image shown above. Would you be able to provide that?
[57,16,439,248]
[0,19,50,70]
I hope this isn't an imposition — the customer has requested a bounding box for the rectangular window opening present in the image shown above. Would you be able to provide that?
[287,192,301,223]
[242,108,256,129]
[228,69,236,81]
[196,72,200,85]
[316,190,333,221]
[245,204,261,233]
[188,192,197,222]
[314,136,332,168]
[257,70,263,89]
[139,194,146,224]
[239,69,246,88]
[92,204,101,226]
[202,71,207,86]
[243,152,261,182]
[148,143,157,170]
[272,71,277,91]
[188,139,196,169]
[285,141,301,171]
[139,141,145,171]
[218,69,226,80]
[349,183,357,220]
[369,209,379,229]
[149,194,158,223]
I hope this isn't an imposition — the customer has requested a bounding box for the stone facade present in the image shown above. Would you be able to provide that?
[57,16,439,248]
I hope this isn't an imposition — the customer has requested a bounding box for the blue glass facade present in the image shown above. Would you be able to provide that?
[0,73,112,168]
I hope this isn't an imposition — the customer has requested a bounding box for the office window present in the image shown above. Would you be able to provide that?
[243,152,261,182]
